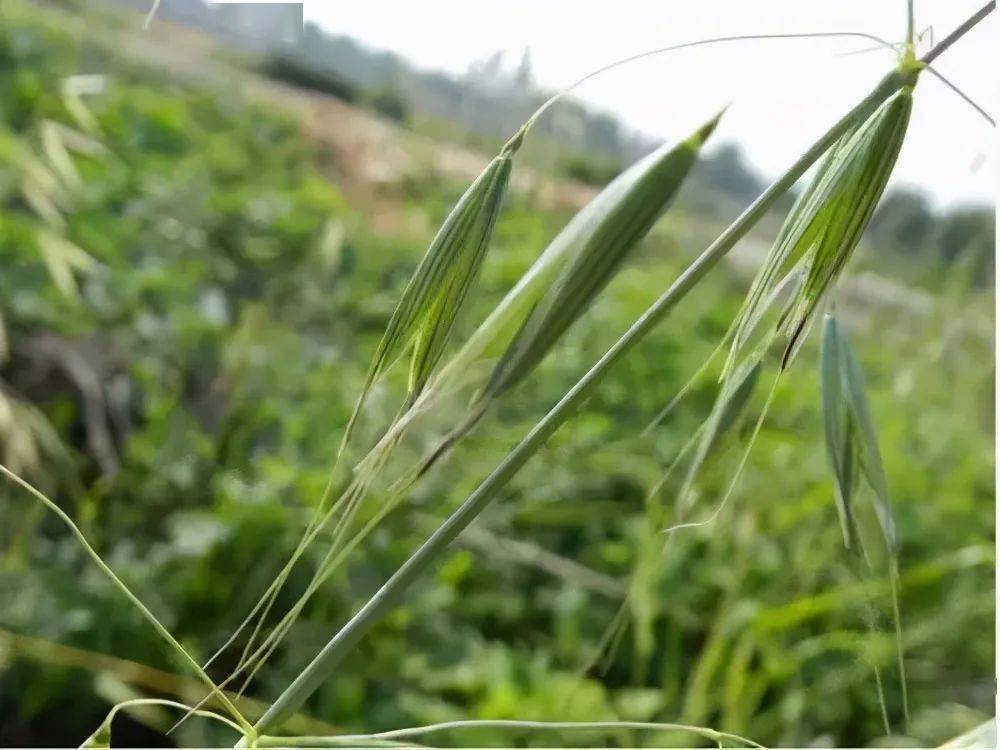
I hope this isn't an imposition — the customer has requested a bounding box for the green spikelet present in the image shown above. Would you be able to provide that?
[482,111,723,400]
[725,86,914,375]
[341,138,518,451]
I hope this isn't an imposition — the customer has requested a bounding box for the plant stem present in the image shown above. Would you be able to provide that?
[258,719,764,748]
[254,7,990,735]
[143,0,161,29]
[0,465,255,737]
[921,1,994,65]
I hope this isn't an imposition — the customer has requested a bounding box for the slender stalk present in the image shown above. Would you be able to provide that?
[258,719,764,748]
[143,0,161,29]
[253,7,991,735]
[93,698,245,739]
[0,464,254,737]
[517,32,900,140]
[923,65,995,126]
[921,1,994,65]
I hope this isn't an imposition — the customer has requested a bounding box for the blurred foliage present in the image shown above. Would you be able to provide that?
[259,51,359,104]
[365,86,410,125]
[0,3,994,748]
[559,153,623,187]
[868,188,995,287]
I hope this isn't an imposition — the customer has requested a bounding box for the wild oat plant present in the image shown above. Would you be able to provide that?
[0,1,994,747]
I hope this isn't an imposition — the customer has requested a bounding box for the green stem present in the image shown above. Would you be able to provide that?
[0,465,254,737]
[91,698,245,741]
[254,6,990,733]
[921,1,993,65]
[513,31,901,145]
[258,719,764,748]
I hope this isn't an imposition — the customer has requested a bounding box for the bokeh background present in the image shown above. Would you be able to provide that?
[0,0,994,747]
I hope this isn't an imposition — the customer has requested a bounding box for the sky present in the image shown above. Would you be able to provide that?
[304,0,996,209]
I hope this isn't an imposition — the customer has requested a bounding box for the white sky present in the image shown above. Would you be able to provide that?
[305,0,996,209]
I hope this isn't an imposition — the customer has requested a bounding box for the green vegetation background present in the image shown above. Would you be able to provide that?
[0,3,993,747]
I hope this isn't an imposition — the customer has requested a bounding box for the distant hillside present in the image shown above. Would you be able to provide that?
[279,26,783,211]
[308,31,657,162]
[101,1,771,204]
